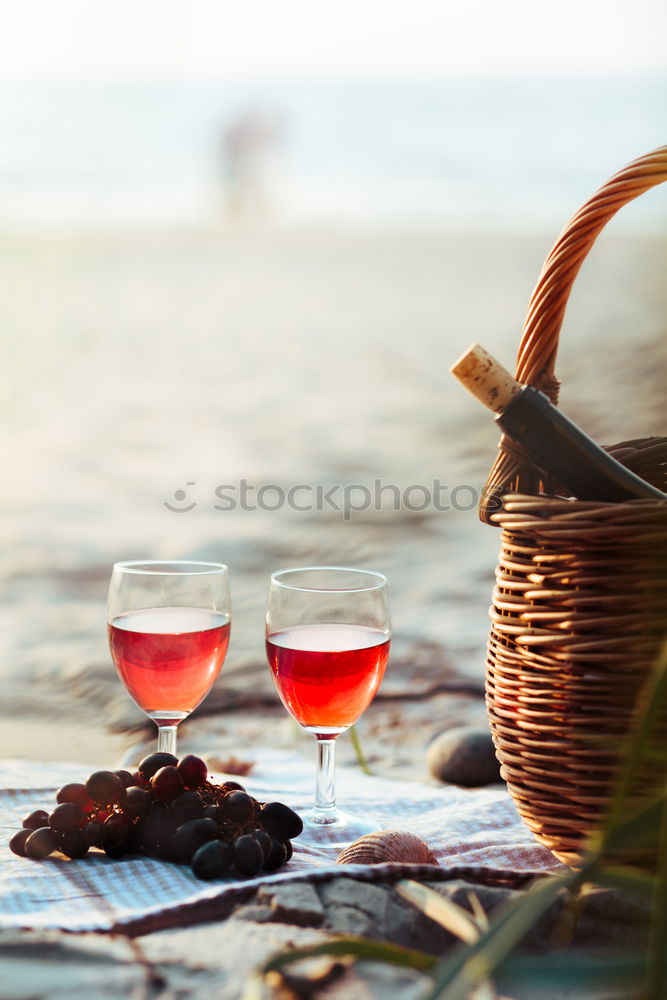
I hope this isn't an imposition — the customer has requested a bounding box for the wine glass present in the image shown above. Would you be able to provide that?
[108,561,231,757]
[265,566,390,845]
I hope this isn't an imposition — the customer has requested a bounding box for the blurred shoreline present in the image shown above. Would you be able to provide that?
[1,76,665,233]
[1,225,665,768]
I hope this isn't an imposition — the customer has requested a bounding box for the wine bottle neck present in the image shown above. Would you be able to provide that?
[498,388,665,503]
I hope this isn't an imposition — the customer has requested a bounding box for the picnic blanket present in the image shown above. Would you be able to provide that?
[0,749,564,935]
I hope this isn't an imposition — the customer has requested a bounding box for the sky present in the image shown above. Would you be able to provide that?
[0,0,665,80]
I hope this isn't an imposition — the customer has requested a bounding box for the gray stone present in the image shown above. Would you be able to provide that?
[316,877,459,954]
[427,726,502,786]
[577,885,651,925]
[318,876,390,912]
[319,877,391,937]
[423,879,651,952]
[256,882,325,927]
[324,904,375,937]
[233,903,277,923]
[569,886,650,950]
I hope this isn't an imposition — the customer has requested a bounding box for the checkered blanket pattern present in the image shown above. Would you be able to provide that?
[0,750,563,934]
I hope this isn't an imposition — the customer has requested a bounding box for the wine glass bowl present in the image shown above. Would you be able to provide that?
[108,561,231,756]
[266,566,390,845]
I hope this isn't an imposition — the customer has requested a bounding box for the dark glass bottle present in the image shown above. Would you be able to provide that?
[498,387,665,502]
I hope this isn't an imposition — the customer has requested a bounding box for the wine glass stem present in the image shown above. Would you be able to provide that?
[314,735,337,821]
[157,724,178,757]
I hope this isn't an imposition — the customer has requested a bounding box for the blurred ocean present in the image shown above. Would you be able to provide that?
[0,75,665,232]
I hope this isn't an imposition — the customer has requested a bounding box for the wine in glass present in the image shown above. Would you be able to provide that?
[266,566,390,844]
[108,561,231,757]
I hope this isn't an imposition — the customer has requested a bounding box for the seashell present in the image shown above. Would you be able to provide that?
[336,830,438,866]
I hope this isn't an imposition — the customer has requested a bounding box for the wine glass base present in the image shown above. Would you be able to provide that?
[300,808,382,850]
[148,711,189,725]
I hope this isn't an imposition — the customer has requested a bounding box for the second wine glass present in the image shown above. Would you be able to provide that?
[266,566,390,845]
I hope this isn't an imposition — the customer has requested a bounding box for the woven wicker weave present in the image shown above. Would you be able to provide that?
[481,147,667,866]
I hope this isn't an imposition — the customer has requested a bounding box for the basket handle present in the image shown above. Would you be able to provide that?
[480,145,667,524]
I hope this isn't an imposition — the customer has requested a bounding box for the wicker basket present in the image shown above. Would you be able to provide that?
[480,147,667,867]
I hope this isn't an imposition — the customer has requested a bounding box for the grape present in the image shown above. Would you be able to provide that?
[25,827,59,860]
[191,840,232,880]
[263,838,287,872]
[114,770,135,788]
[102,816,130,849]
[61,830,89,859]
[125,823,143,856]
[221,791,254,824]
[49,802,83,833]
[203,804,224,824]
[137,752,178,781]
[9,829,31,857]
[9,757,304,881]
[86,770,126,806]
[83,821,104,848]
[56,783,94,812]
[151,766,184,802]
[259,802,303,841]
[220,781,245,794]
[22,809,49,831]
[123,786,153,818]
[104,836,132,860]
[102,816,133,859]
[251,828,272,862]
[170,790,204,826]
[177,755,208,787]
[136,806,175,857]
[232,834,263,876]
[168,818,218,865]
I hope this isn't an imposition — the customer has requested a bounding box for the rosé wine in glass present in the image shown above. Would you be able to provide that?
[109,607,230,717]
[266,623,389,733]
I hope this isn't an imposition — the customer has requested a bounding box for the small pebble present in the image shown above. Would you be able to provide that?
[427,726,502,787]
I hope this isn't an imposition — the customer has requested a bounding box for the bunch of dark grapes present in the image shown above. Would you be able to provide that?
[8,753,302,881]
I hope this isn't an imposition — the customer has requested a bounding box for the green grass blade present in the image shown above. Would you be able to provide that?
[348,724,371,775]
[596,792,665,854]
[587,863,657,897]
[602,638,667,837]
[646,777,667,999]
[260,936,437,976]
[417,868,585,1000]
[396,880,482,944]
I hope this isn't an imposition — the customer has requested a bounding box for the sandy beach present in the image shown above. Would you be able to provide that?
[1,11,665,992]
[1,225,665,769]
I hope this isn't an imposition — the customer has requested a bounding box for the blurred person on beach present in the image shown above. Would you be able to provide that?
[221,107,284,223]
